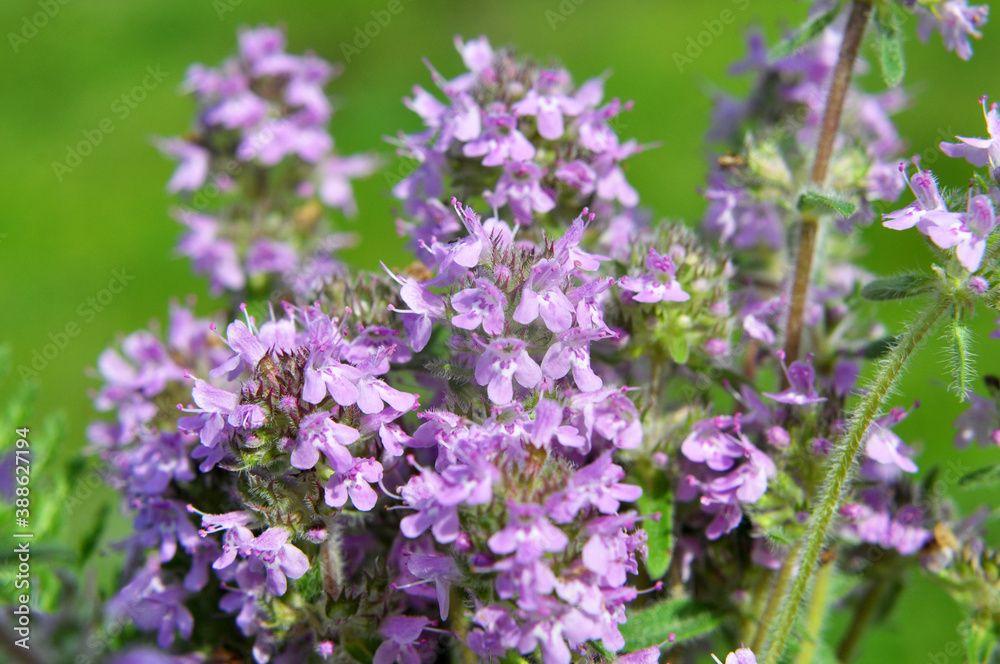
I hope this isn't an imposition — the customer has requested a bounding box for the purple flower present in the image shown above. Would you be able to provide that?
[512,76,584,140]
[941,96,1000,180]
[475,338,542,404]
[488,503,569,564]
[452,278,508,335]
[917,1,989,60]
[324,457,384,511]
[763,355,827,405]
[620,248,690,304]
[924,194,997,272]
[546,453,642,523]
[289,411,360,471]
[680,416,746,471]
[243,527,311,596]
[725,647,758,664]
[373,616,430,664]
[108,556,194,649]
[490,161,556,223]
[541,328,607,392]
[157,138,210,192]
[954,392,1000,448]
[402,550,461,620]
[463,109,536,166]
[863,408,918,475]
[882,162,962,232]
[173,210,245,293]
[514,259,575,333]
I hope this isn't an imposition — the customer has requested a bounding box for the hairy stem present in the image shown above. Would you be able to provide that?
[784,0,872,365]
[762,294,952,664]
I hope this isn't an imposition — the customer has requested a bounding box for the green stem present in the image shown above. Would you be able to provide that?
[762,294,952,664]
[751,543,800,653]
[793,558,836,664]
[836,574,888,663]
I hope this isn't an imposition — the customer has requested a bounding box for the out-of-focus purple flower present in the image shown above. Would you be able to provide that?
[373,616,430,664]
[863,407,918,476]
[489,161,556,223]
[620,247,690,303]
[157,138,210,192]
[917,1,989,60]
[763,354,826,405]
[681,416,746,471]
[954,392,1000,448]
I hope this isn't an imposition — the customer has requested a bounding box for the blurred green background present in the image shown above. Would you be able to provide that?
[1,0,998,661]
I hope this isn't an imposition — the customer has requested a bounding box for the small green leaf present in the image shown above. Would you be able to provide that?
[620,598,723,649]
[862,335,899,359]
[946,320,976,400]
[668,332,690,365]
[798,190,857,217]
[637,472,674,580]
[860,274,934,301]
[875,5,905,87]
[957,464,1000,489]
[770,1,845,60]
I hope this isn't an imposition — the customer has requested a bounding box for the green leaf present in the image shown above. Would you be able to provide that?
[637,472,674,580]
[860,274,934,301]
[875,5,905,87]
[769,1,845,60]
[620,598,723,649]
[946,320,976,400]
[957,464,1000,489]
[77,503,110,564]
[668,332,690,365]
[798,190,857,217]
[963,617,998,664]
[862,335,899,359]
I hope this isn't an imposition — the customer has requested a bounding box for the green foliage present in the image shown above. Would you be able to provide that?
[957,463,1000,489]
[860,273,934,301]
[797,189,857,218]
[620,597,723,650]
[769,0,846,60]
[637,471,674,580]
[962,617,998,664]
[875,3,906,87]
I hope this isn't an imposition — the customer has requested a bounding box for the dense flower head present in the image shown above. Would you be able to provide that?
[159,25,377,297]
[391,35,648,264]
[71,16,1000,664]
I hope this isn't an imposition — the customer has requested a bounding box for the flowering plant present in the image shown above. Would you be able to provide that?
[4,2,1000,664]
